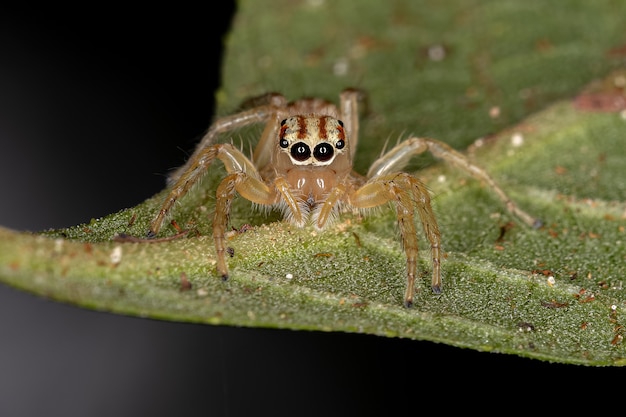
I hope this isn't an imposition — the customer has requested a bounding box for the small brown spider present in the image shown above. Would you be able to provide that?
[148,89,539,308]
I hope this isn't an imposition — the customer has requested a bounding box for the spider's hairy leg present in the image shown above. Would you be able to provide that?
[339,88,366,160]
[252,108,288,169]
[348,173,442,308]
[167,100,285,185]
[213,171,276,280]
[148,143,262,237]
[368,137,541,228]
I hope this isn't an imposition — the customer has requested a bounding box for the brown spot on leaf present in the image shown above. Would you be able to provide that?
[541,300,569,309]
[573,70,626,112]
[554,165,568,175]
[180,272,192,291]
[573,93,626,112]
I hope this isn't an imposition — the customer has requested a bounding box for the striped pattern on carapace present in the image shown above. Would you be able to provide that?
[278,115,347,166]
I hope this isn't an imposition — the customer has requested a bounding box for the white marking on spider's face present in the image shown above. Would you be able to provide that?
[278,115,347,166]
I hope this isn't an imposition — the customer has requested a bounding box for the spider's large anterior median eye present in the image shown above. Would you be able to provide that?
[313,142,334,162]
[291,142,311,161]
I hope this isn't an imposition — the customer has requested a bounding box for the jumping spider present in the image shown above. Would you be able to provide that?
[148,89,539,307]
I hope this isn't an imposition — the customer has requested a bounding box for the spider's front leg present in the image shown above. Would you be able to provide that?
[348,173,442,308]
[212,170,278,279]
[149,143,260,236]
[148,144,280,277]
[212,170,311,279]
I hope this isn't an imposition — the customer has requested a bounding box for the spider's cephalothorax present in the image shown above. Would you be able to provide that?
[273,115,354,218]
[148,89,539,308]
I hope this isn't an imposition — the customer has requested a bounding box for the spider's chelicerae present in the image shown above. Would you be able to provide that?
[148,89,540,308]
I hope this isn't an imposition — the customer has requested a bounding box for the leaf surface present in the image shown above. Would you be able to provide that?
[1,0,625,366]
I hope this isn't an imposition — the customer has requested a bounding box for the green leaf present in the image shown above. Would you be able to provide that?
[1,0,625,366]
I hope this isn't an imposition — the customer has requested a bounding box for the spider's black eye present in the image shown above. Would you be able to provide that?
[337,119,344,127]
[291,142,311,161]
[313,142,334,162]
[279,138,289,148]
[335,139,345,150]
[280,119,287,126]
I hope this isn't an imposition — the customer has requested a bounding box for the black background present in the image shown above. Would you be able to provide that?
[0,5,619,416]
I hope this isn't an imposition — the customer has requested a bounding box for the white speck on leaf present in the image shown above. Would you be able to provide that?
[54,238,64,254]
[110,246,123,265]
